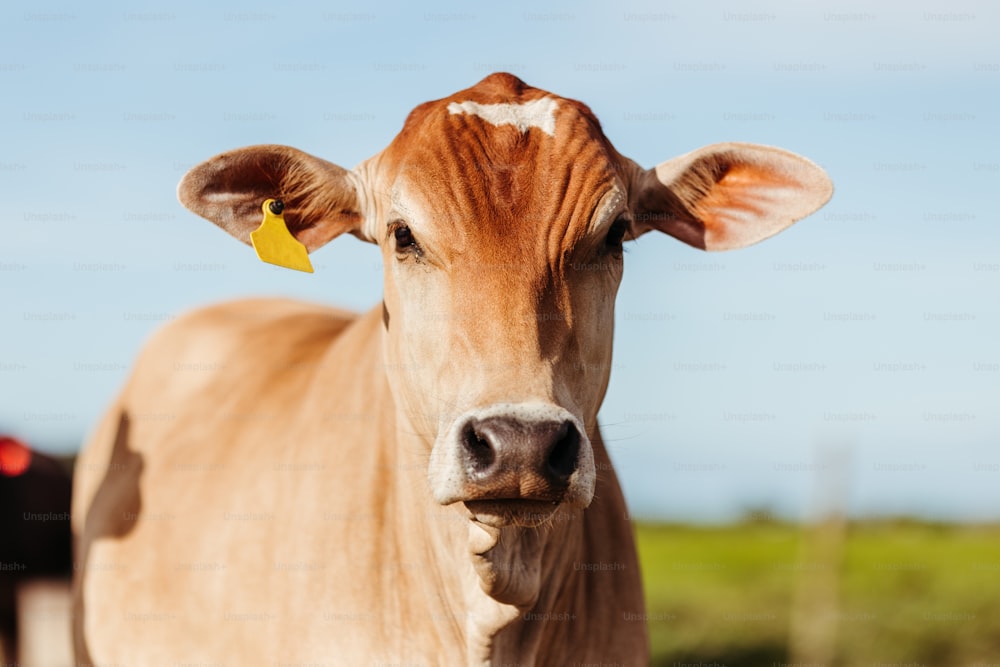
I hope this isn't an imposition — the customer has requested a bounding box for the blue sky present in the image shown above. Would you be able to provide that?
[2,0,998,521]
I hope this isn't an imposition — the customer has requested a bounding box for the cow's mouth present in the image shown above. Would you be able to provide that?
[463,499,564,528]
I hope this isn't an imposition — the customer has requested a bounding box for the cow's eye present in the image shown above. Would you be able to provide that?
[393,224,416,250]
[605,216,629,249]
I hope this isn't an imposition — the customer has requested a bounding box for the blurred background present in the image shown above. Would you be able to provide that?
[2,0,997,664]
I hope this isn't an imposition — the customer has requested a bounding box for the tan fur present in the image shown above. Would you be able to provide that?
[74,73,832,665]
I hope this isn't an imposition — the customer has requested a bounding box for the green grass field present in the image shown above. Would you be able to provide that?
[635,520,1000,666]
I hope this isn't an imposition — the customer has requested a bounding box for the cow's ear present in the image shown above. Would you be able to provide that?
[178,144,363,251]
[630,142,833,251]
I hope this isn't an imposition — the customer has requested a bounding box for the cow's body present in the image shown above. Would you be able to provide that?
[73,73,831,665]
[73,299,644,664]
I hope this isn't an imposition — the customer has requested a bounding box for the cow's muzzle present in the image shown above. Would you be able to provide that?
[460,415,579,501]
[428,403,596,512]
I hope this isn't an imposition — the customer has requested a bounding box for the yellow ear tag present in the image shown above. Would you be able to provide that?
[250,199,314,273]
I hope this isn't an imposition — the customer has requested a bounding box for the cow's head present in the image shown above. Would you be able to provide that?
[178,73,832,528]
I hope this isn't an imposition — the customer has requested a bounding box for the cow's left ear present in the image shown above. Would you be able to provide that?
[630,142,833,251]
[178,144,363,251]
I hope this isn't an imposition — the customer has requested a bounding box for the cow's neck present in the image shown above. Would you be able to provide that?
[384,418,580,664]
[463,508,583,662]
[387,425,626,666]
[347,305,640,664]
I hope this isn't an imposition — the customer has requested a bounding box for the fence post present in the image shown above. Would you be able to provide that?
[16,578,73,667]
[788,445,851,665]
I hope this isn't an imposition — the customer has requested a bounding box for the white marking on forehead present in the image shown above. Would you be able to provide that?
[447,97,558,136]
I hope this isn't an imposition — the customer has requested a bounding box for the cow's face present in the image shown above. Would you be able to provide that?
[361,83,636,523]
[178,73,832,528]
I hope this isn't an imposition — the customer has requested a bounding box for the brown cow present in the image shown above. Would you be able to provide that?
[72,73,832,665]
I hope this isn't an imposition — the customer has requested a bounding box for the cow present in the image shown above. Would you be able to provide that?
[0,437,72,663]
[72,73,832,665]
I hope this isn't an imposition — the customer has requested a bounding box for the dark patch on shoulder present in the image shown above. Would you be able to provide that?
[73,412,144,666]
[382,301,390,330]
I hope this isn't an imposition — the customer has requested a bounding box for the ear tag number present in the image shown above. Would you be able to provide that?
[250,199,314,273]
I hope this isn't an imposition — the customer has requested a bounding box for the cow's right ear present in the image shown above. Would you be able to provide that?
[178,144,364,251]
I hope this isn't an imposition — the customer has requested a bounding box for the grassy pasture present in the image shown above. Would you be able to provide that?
[636,519,1000,666]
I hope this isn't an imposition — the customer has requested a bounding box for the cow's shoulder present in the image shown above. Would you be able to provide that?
[157,297,357,343]
[125,298,358,409]
[145,296,354,358]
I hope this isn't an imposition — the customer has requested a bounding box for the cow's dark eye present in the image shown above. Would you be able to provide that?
[393,224,416,250]
[605,216,629,249]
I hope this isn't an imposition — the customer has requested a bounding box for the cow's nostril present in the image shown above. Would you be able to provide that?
[546,422,580,481]
[461,424,496,473]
